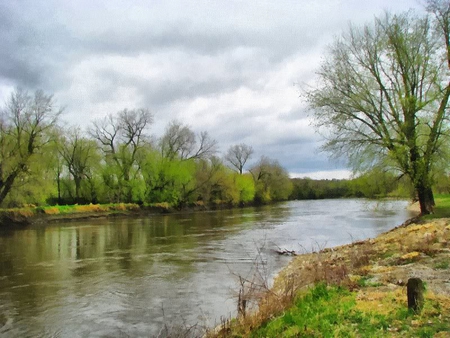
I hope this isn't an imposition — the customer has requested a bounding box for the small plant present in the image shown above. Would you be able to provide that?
[357,276,384,288]
[434,260,449,269]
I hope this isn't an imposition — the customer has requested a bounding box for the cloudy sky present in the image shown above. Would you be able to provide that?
[0,0,424,179]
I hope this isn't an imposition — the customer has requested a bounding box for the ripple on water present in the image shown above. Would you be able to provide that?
[0,199,415,337]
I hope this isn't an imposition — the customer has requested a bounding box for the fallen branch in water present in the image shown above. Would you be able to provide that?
[274,246,297,256]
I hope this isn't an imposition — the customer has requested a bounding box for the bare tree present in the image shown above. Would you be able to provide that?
[306,5,450,215]
[159,120,218,160]
[0,88,62,205]
[225,143,254,174]
[194,131,218,160]
[89,108,152,202]
[159,120,196,160]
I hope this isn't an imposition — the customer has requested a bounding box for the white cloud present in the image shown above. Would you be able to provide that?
[0,0,425,174]
[291,170,353,180]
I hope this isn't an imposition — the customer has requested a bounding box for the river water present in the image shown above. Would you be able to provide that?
[0,199,415,337]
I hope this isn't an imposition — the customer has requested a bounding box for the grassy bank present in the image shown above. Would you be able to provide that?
[209,196,450,337]
[0,199,266,227]
[0,202,173,226]
[424,194,450,219]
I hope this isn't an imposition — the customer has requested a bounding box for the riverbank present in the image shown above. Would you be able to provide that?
[210,215,450,336]
[0,203,152,227]
[0,202,220,227]
[0,198,413,228]
[0,200,273,227]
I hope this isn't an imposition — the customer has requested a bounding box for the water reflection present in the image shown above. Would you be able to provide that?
[0,199,415,337]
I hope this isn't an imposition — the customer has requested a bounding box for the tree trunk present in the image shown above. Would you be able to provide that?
[417,181,435,215]
[57,171,61,204]
[407,278,424,313]
[74,177,81,203]
[0,170,20,206]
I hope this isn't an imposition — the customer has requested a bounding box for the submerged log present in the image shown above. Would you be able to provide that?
[274,249,297,256]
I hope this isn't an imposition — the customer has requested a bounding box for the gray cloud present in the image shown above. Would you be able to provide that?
[0,0,424,177]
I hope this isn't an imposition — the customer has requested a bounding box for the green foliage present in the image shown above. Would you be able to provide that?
[2,143,58,207]
[290,170,412,200]
[234,173,255,203]
[423,194,450,219]
[141,150,196,206]
[252,283,450,337]
[434,175,450,194]
[250,157,293,203]
[207,167,239,205]
[434,260,449,269]
[290,178,352,199]
[253,284,357,337]
[0,89,61,205]
[351,169,412,199]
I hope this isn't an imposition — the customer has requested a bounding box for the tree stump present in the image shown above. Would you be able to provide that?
[407,278,424,313]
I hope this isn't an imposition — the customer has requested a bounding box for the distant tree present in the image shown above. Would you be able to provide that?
[89,108,152,202]
[140,149,197,205]
[234,173,256,203]
[349,169,403,199]
[47,132,65,204]
[307,4,450,215]
[0,88,61,205]
[224,143,254,174]
[250,156,292,203]
[159,120,218,160]
[190,156,225,205]
[58,128,100,203]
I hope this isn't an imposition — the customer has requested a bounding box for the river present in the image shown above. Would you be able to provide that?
[0,199,415,337]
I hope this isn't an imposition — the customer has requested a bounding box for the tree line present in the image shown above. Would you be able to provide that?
[290,169,414,200]
[291,168,450,201]
[0,88,293,208]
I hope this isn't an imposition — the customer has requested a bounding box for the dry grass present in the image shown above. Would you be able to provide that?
[210,218,450,337]
[72,204,104,213]
[4,208,35,218]
[42,207,60,215]
[0,203,144,225]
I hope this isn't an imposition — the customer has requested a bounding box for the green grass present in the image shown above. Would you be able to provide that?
[37,203,141,214]
[357,276,384,287]
[434,260,449,270]
[423,194,450,219]
[250,283,450,338]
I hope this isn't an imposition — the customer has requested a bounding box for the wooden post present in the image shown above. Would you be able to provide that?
[407,278,424,313]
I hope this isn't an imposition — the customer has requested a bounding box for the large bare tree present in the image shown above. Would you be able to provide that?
[159,120,218,160]
[89,108,152,202]
[224,143,254,174]
[0,88,61,205]
[307,3,450,215]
